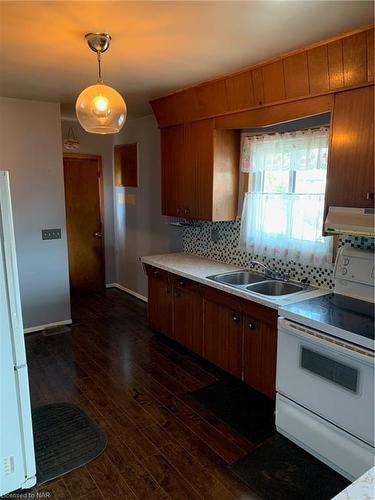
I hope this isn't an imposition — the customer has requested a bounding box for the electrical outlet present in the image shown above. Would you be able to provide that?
[42,229,61,240]
[211,227,220,242]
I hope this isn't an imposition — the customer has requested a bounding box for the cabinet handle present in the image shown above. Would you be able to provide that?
[248,322,256,330]
[366,192,374,200]
[184,208,190,215]
[232,313,240,322]
[178,279,185,286]
[153,270,159,275]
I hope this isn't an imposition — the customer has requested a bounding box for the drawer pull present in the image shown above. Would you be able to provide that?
[366,192,374,200]
[232,314,240,322]
[248,322,256,330]
[184,208,191,215]
[178,280,185,286]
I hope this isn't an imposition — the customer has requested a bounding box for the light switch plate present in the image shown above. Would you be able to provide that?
[42,228,61,240]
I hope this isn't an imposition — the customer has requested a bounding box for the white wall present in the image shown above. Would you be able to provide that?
[61,120,116,283]
[0,97,71,329]
[113,114,182,298]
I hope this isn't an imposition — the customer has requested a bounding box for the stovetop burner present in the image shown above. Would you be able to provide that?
[282,293,374,343]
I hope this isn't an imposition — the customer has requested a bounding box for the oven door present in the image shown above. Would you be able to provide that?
[277,318,375,446]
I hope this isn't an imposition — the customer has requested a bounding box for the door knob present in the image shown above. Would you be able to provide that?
[94,232,103,238]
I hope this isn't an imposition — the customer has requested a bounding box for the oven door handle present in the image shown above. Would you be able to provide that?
[279,318,374,364]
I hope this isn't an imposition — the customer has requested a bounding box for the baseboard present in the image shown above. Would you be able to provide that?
[24,319,73,334]
[106,283,148,303]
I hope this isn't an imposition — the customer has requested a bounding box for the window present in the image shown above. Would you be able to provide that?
[239,128,332,267]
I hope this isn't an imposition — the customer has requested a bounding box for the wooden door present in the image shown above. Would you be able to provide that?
[63,155,104,290]
[243,316,277,399]
[203,298,243,378]
[326,86,374,209]
[147,270,173,337]
[172,278,203,354]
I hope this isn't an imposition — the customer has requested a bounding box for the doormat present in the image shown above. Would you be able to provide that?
[32,403,107,485]
[230,434,350,500]
[191,378,276,445]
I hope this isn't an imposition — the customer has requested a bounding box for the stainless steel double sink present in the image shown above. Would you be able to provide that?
[206,270,311,297]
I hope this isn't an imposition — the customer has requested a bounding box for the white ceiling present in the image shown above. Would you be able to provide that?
[0,1,373,119]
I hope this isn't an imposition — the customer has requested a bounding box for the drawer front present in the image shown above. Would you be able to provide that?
[171,274,200,292]
[143,264,170,283]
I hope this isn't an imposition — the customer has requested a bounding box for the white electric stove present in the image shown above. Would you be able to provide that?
[276,247,375,482]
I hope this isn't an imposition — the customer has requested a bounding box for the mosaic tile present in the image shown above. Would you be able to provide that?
[182,220,375,289]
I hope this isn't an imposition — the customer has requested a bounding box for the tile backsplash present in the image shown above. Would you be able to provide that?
[183,220,374,289]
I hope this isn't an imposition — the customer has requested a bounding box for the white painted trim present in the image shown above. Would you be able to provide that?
[106,283,147,302]
[24,319,72,334]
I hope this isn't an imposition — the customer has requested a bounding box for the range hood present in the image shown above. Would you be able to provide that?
[324,207,375,236]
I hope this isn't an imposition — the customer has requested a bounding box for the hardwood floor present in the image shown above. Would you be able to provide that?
[25,289,260,500]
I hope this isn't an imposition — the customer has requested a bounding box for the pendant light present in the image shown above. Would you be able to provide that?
[76,33,127,134]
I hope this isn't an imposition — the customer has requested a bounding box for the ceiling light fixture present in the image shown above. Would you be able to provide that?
[76,33,127,134]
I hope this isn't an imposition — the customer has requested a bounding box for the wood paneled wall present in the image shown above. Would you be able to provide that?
[150,26,374,128]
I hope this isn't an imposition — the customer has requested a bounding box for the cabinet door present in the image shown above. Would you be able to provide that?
[181,124,198,218]
[161,124,197,218]
[161,125,185,217]
[326,86,374,209]
[243,316,277,399]
[148,271,173,338]
[203,299,243,378]
[192,119,214,220]
[173,283,203,354]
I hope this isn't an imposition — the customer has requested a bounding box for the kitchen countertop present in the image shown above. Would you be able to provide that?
[332,467,374,499]
[141,252,329,310]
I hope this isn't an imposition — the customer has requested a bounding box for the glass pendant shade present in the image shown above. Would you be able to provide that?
[76,83,127,134]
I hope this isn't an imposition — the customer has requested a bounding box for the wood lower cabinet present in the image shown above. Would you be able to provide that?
[326,86,375,209]
[243,315,278,399]
[146,266,173,338]
[202,298,243,378]
[145,266,278,398]
[172,277,203,355]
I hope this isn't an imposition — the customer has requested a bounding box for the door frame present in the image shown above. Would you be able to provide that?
[63,152,105,288]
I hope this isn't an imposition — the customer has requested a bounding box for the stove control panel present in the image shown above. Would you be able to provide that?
[334,247,375,301]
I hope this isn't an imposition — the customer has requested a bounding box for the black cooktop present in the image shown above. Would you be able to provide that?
[282,293,375,341]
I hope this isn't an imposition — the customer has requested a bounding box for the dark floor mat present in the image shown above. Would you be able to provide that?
[191,379,276,445]
[32,403,107,485]
[230,434,350,500]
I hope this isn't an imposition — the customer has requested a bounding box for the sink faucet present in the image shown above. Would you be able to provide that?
[250,260,290,281]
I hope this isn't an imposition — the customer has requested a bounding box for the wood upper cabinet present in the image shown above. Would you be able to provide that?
[172,276,203,355]
[161,120,240,221]
[145,265,173,338]
[326,86,375,209]
[151,27,374,128]
[161,122,199,219]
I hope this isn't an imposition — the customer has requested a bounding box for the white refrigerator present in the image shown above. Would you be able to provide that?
[0,171,36,495]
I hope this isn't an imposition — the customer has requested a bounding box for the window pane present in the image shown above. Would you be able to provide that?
[295,169,326,194]
[263,170,289,193]
[291,196,325,242]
